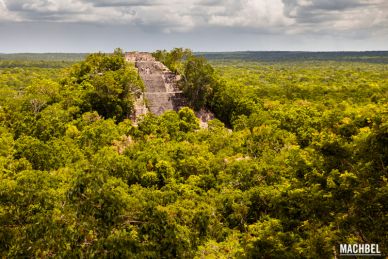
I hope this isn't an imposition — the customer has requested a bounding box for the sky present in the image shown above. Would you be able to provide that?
[0,0,387,53]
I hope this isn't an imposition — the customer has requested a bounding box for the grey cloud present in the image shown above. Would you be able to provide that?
[84,0,162,7]
[283,0,379,18]
[3,0,88,21]
[1,0,387,39]
[0,0,387,52]
[4,0,79,12]
[4,0,38,11]
[311,0,365,10]
[194,0,223,6]
[195,0,239,7]
[281,0,388,37]
[305,0,365,11]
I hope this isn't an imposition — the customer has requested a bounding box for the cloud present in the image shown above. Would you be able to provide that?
[2,0,91,22]
[0,0,387,38]
[82,0,164,7]
[0,0,20,21]
[202,0,292,30]
[5,0,86,14]
[282,0,388,35]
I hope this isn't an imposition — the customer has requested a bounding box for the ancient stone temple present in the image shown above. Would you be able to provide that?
[127,51,214,127]
[127,52,187,118]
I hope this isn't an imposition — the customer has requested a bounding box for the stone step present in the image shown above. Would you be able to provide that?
[130,52,190,118]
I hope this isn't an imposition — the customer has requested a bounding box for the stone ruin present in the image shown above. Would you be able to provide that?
[125,52,156,62]
[127,52,214,127]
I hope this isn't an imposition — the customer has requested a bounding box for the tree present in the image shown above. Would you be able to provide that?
[181,56,216,110]
[67,50,143,121]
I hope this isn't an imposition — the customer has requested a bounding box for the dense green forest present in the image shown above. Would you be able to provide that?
[0,49,386,258]
[199,51,388,64]
[0,53,87,62]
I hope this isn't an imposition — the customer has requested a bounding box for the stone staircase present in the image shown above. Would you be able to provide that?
[127,51,214,127]
[128,53,188,116]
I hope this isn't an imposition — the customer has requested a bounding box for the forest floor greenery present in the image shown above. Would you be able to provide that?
[0,50,387,258]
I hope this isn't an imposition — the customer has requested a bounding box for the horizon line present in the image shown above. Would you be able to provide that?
[1,50,388,54]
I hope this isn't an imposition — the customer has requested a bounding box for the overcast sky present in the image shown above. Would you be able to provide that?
[0,0,387,52]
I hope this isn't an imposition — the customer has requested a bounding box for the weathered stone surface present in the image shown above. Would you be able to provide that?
[127,51,214,127]
[125,52,156,62]
[128,52,187,117]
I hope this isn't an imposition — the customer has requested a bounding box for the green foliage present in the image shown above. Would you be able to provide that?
[152,48,192,74]
[181,56,216,110]
[65,48,144,121]
[154,49,218,111]
[0,51,387,257]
